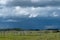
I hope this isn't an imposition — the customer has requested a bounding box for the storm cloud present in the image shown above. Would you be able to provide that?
[6,0,60,7]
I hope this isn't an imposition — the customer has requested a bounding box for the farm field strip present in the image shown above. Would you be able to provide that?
[0,31,60,40]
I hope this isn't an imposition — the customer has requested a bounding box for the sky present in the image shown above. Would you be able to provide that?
[0,0,60,29]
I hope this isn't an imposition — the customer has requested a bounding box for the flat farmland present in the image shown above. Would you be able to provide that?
[0,31,60,40]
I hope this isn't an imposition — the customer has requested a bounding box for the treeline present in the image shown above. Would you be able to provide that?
[0,28,40,31]
[0,28,24,31]
[0,28,60,32]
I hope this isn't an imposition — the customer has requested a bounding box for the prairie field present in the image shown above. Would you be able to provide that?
[0,31,60,40]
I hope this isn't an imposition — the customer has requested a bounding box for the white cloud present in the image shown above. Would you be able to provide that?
[57,8,60,10]
[31,0,59,3]
[0,0,8,4]
[0,0,13,5]
[14,7,42,18]
[31,0,40,3]
[15,6,29,16]
[0,6,60,18]
[0,6,15,18]
[52,12,59,17]
[45,25,57,29]
[14,6,60,18]
[6,19,17,22]
[2,19,17,22]
[45,26,54,29]
[14,6,57,18]
[29,13,39,18]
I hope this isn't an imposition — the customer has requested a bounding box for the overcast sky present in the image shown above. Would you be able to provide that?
[0,0,60,22]
[0,0,60,29]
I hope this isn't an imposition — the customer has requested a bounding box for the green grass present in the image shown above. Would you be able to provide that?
[0,31,60,40]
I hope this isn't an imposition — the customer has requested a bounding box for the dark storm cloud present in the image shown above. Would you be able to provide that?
[6,0,60,7]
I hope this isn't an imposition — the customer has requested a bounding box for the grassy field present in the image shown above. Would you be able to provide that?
[0,31,60,40]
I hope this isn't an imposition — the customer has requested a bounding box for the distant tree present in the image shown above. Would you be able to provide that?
[29,29,40,31]
[13,28,23,31]
[0,28,24,31]
[34,29,40,31]
[46,29,60,33]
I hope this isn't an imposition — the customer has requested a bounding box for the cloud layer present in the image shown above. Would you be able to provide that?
[0,0,60,22]
[6,0,60,7]
[0,6,60,18]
